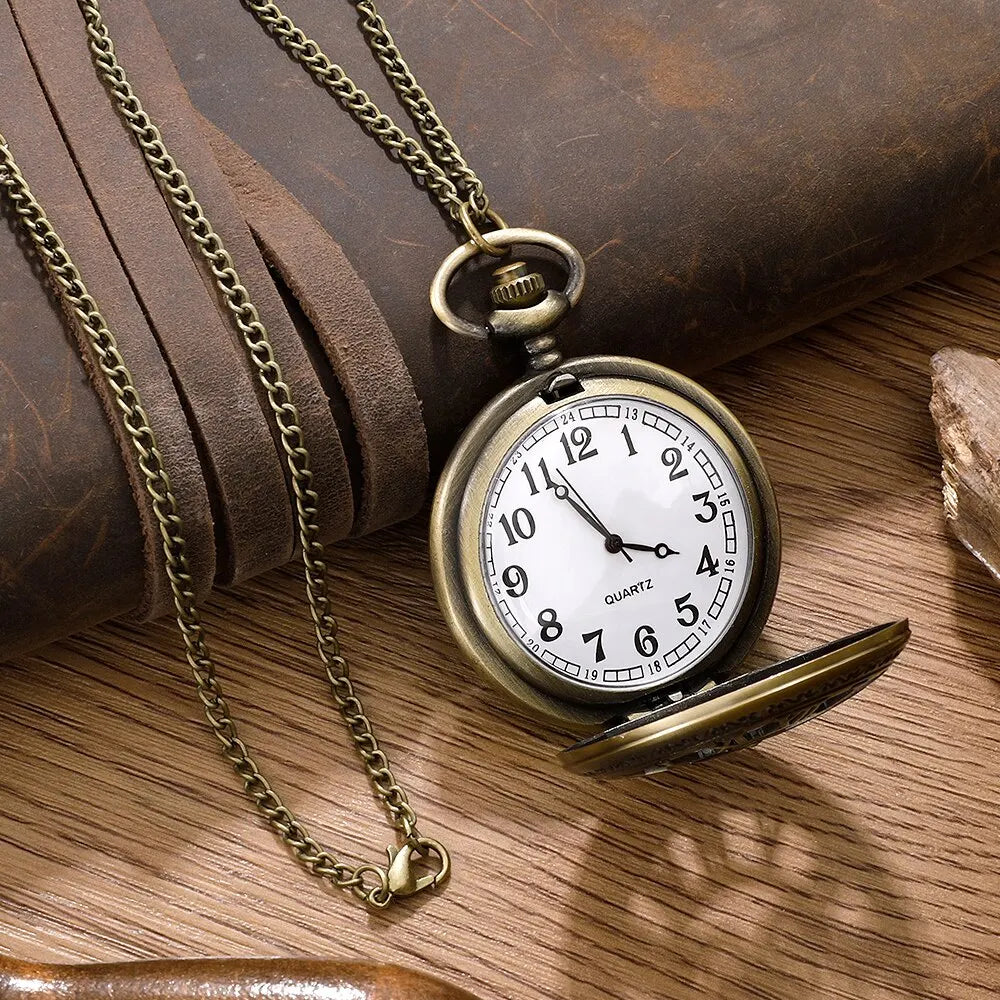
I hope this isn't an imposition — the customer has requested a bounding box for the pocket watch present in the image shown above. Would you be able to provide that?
[429,228,910,777]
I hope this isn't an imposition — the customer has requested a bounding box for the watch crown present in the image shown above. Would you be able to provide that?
[490,261,547,309]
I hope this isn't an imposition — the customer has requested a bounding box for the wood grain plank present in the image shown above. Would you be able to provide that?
[2,254,1000,1000]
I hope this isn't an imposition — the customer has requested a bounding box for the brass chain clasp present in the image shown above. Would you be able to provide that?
[385,837,452,897]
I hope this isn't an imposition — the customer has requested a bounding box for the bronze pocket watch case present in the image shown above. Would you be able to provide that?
[431,354,909,777]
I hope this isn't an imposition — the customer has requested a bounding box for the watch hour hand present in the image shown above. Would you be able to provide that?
[621,542,679,558]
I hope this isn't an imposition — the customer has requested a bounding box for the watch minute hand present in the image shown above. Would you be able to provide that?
[554,470,633,563]
[553,484,609,537]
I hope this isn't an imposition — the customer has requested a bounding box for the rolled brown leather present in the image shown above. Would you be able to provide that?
[2,0,1000,659]
[1,0,216,628]
[202,118,430,536]
[91,0,358,551]
[7,0,296,587]
[0,956,479,1000]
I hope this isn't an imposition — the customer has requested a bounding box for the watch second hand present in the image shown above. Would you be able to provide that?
[553,470,633,563]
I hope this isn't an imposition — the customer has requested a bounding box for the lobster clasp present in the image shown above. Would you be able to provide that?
[385,837,451,897]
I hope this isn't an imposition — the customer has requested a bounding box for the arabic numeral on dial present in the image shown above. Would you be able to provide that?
[499,507,535,545]
[634,624,659,657]
[620,424,637,456]
[697,545,720,577]
[582,628,606,662]
[661,446,689,481]
[675,593,700,627]
[560,426,598,464]
[501,565,528,597]
[521,456,556,496]
[693,491,718,522]
[538,608,563,642]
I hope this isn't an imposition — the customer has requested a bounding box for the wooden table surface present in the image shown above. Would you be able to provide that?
[2,255,999,1000]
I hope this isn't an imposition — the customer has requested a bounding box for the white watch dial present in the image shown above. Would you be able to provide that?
[479,393,755,697]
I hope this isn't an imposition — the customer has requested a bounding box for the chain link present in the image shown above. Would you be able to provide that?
[241,1,496,237]
[0,0,448,909]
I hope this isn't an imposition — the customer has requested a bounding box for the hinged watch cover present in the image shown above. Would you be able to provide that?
[560,620,910,777]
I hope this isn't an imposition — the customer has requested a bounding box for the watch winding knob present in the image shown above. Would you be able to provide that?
[487,259,565,371]
[490,261,547,308]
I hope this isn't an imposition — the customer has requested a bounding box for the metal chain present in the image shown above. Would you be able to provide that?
[76,0,434,908]
[0,0,445,908]
[354,1,487,215]
[241,1,503,247]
